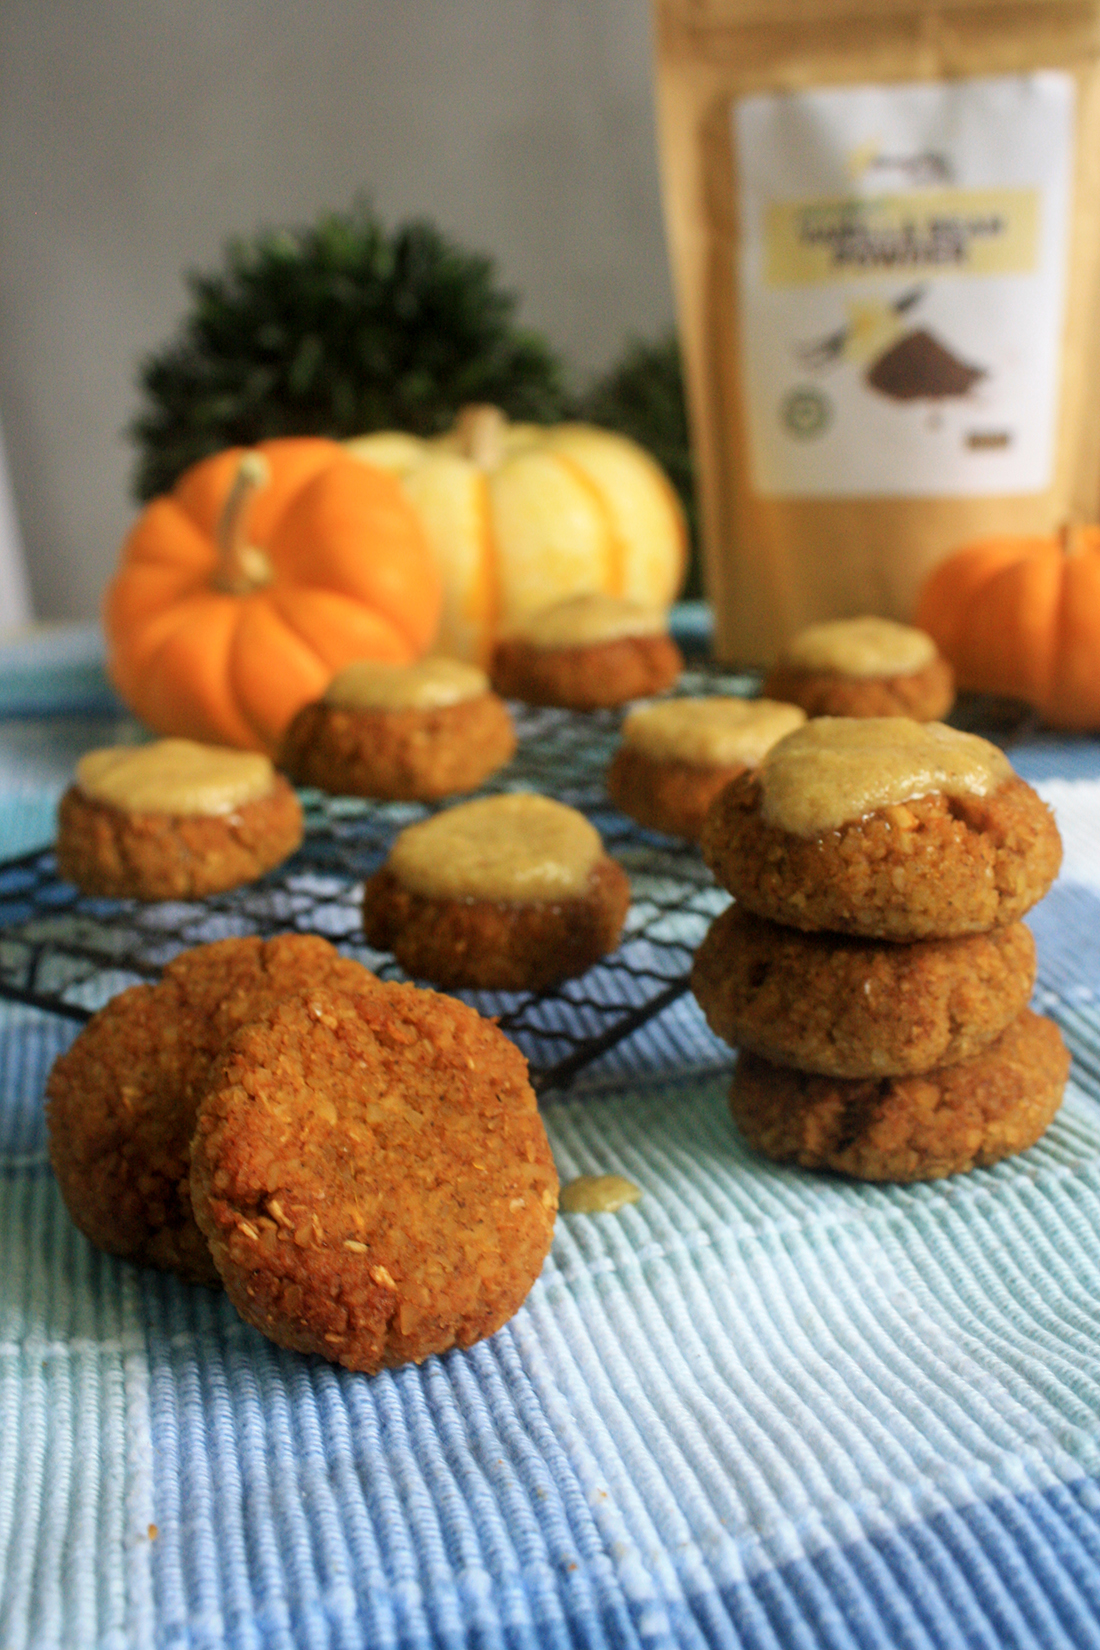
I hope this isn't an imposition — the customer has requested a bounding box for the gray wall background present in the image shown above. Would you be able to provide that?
[0,0,674,623]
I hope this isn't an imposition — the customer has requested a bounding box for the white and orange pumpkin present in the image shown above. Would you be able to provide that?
[346,406,687,665]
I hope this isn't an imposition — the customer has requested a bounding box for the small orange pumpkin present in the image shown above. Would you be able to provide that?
[914,524,1100,730]
[105,437,441,752]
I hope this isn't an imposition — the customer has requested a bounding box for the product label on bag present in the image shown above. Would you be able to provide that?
[735,73,1074,497]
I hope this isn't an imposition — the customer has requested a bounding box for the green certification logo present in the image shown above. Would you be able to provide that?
[781,386,832,439]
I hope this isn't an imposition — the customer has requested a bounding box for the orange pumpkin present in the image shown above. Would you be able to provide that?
[105,437,442,752]
[914,524,1100,730]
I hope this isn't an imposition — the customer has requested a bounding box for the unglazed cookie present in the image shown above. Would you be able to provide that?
[363,792,631,990]
[489,592,682,709]
[692,904,1036,1078]
[729,1009,1068,1182]
[763,616,954,720]
[701,718,1061,939]
[190,980,558,1373]
[279,657,516,801]
[45,935,379,1284]
[606,696,805,841]
[56,739,303,900]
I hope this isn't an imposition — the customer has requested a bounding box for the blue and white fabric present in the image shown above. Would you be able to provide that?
[2,627,1100,1649]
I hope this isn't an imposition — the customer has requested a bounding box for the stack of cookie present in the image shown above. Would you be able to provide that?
[692,717,1068,1182]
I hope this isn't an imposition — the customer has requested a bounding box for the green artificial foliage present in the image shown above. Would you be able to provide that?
[129,202,570,500]
[578,332,701,595]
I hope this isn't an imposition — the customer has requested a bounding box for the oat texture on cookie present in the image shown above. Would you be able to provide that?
[189,981,559,1373]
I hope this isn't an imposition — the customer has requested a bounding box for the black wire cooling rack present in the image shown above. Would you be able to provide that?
[0,672,1040,1093]
[0,669,770,1093]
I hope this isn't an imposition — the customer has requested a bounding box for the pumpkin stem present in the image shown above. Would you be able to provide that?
[215,451,274,594]
[454,404,507,469]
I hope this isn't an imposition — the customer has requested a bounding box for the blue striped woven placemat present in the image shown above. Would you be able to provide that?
[3,629,1100,1649]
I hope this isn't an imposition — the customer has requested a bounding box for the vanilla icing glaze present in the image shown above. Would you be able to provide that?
[758,717,1012,837]
[558,1174,642,1214]
[782,616,937,677]
[324,657,488,711]
[388,792,603,901]
[77,740,275,817]
[512,592,667,649]
[622,697,805,767]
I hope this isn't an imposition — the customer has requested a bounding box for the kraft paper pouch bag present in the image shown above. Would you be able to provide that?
[654,0,1100,664]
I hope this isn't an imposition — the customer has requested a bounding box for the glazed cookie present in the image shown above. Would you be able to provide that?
[279,657,516,801]
[692,904,1036,1078]
[46,934,378,1284]
[606,696,805,841]
[729,1009,1069,1182]
[701,718,1061,939]
[489,592,682,709]
[56,739,303,901]
[190,980,559,1373]
[363,792,631,991]
[762,616,955,721]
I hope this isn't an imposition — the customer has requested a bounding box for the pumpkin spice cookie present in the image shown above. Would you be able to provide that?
[606,696,805,841]
[46,934,378,1285]
[701,718,1061,939]
[763,616,955,721]
[363,792,631,991]
[692,904,1036,1079]
[729,1008,1069,1182]
[190,980,559,1373]
[489,592,682,710]
[279,657,516,801]
[56,739,303,901]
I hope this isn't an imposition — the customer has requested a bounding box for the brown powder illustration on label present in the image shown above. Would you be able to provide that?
[865,327,986,400]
